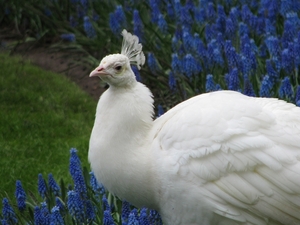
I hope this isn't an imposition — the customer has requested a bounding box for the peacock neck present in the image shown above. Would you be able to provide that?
[102,82,154,145]
[89,82,158,209]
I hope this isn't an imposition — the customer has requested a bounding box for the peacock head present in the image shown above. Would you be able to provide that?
[89,30,145,87]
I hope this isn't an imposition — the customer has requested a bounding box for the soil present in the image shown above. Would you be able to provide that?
[6,42,106,101]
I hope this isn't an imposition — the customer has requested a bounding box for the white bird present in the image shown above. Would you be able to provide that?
[88,30,300,225]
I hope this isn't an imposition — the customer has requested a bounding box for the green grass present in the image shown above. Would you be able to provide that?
[0,53,97,200]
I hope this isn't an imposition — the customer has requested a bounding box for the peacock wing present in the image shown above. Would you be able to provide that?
[151,90,300,225]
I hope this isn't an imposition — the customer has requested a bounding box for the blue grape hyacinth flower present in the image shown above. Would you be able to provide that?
[83,16,97,39]
[194,7,206,23]
[265,36,281,58]
[131,65,141,82]
[279,77,294,100]
[167,3,175,19]
[180,5,193,28]
[90,171,105,195]
[212,47,224,66]
[173,0,181,22]
[243,74,256,97]
[128,209,139,225]
[216,6,226,33]
[69,148,87,197]
[33,202,50,225]
[229,7,240,27]
[1,219,9,225]
[102,194,111,212]
[85,200,96,222]
[147,53,160,74]
[265,19,276,36]
[15,180,26,211]
[48,173,61,196]
[38,173,47,198]
[225,18,236,39]
[158,14,168,34]
[226,68,240,91]
[281,48,294,74]
[149,0,160,24]
[266,59,279,84]
[282,20,296,48]
[109,13,120,36]
[60,33,75,42]
[34,206,43,225]
[80,0,88,12]
[103,209,115,225]
[294,41,300,69]
[225,41,239,69]
[171,34,180,52]
[240,55,251,75]
[110,5,126,36]
[115,5,126,26]
[139,208,150,225]
[205,24,217,41]
[260,75,273,97]
[55,197,65,213]
[239,22,249,37]
[2,198,17,224]
[157,105,164,117]
[193,34,207,58]
[67,190,85,223]
[205,74,216,92]
[207,2,216,22]
[171,53,182,74]
[168,71,177,91]
[149,209,162,224]
[50,206,64,225]
[183,54,200,78]
[121,201,130,225]
[41,202,50,224]
[183,30,194,53]
[133,10,144,42]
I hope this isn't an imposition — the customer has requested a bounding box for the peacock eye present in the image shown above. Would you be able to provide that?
[115,65,122,71]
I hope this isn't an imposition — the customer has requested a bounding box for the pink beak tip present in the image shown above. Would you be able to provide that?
[89,66,104,77]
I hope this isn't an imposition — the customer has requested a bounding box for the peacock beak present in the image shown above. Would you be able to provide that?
[89,66,107,77]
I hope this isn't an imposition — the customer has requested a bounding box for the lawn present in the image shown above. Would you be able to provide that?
[0,53,97,200]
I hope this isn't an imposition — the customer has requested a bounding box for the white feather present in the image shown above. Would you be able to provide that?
[89,30,300,225]
[121,29,145,69]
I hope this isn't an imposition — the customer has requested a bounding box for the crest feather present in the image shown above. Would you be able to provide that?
[121,30,145,70]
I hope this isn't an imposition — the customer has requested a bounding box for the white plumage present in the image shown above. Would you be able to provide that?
[88,30,300,225]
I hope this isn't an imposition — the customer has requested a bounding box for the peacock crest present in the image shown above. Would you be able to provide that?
[121,29,145,70]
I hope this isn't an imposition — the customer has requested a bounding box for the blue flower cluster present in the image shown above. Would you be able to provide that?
[119,202,162,225]
[106,0,300,105]
[3,0,300,106]
[1,149,163,225]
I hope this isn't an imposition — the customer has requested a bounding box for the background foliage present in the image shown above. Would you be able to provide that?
[2,0,300,108]
[1,0,300,224]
